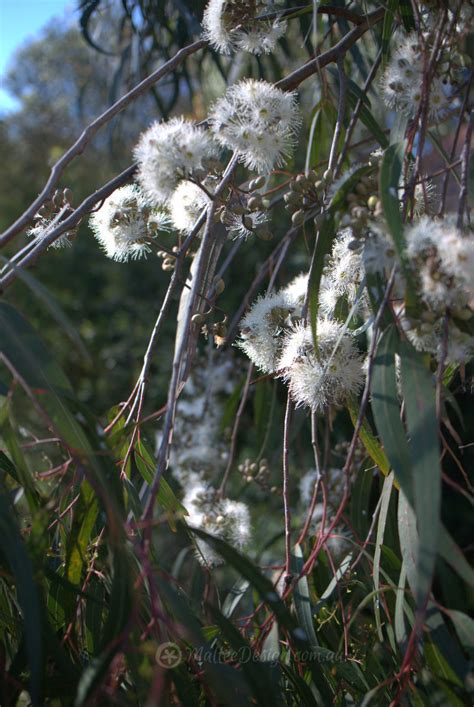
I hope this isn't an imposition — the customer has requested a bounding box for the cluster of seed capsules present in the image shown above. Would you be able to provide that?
[239,457,280,494]
[283,169,329,227]
[341,171,383,238]
[284,167,383,238]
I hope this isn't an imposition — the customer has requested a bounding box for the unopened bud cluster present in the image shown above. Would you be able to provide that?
[284,169,330,227]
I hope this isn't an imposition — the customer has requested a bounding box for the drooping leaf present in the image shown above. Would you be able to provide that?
[373,473,394,639]
[0,490,43,706]
[399,340,441,609]
[371,326,414,502]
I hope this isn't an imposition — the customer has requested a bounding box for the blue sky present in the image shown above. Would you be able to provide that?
[0,0,74,111]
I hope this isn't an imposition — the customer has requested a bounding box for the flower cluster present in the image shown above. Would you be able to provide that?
[165,354,237,484]
[183,480,251,566]
[278,320,364,412]
[402,217,474,362]
[238,274,306,373]
[380,33,453,122]
[382,34,452,120]
[209,79,301,173]
[158,354,250,567]
[202,0,287,55]
[169,180,212,235]
[134,117,218,205]
[239,274,365,412]
[319,229,367,317]
[89,185,170,261]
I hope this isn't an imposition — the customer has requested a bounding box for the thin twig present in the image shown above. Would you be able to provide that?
[327,56,347,174]
[0,40,208,249]
[457,110,473,229]
[283,394,293,581]
[0,164,136,292]
[334,48,383,178]
[276,8,384,92]
[218,363,254,497]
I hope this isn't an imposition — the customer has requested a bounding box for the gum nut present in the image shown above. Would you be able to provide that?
[292,210,305,226]
[367,195,378,210]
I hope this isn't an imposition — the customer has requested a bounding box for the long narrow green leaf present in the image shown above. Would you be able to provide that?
[373,473,394,640]
[371,326,414,502]
[347,399,391,480]
[438,526,474,588]
[394,561,408,646]
[0,490,43,706]
[447,610,474,657]
[65,483,99,586]
[379,142,405,257]
[399,340,441,609]
[292,544,319,649]
[381,0,397,63]
[207,604,283,707]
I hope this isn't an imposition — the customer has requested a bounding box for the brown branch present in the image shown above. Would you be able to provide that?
[275,8,384,92]
[258,4,370,26]
[141,154,239,523]
[335,47,383,177]
[283,393,293,582]
[0,39,208,249]
[0,164,136,293]
[457,109,473,229]
[218,362,253,497]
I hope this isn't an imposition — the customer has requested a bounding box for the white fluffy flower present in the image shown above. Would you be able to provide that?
[405,216,474,311]
[238,290,298,373]
[183,479,251,567]
[169,180,211,234]
[402,317,474,364]
[162,355,239,484]
[89,185,169,261]
[277,320,365,412]
[134,117,219,205]
[283,273,308,308]
[381,34,451,121]
[202,0,287,55]
[210,79,301,173]
[362,229,398,275]
[319,229,366,317]
[225,209,270,240]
